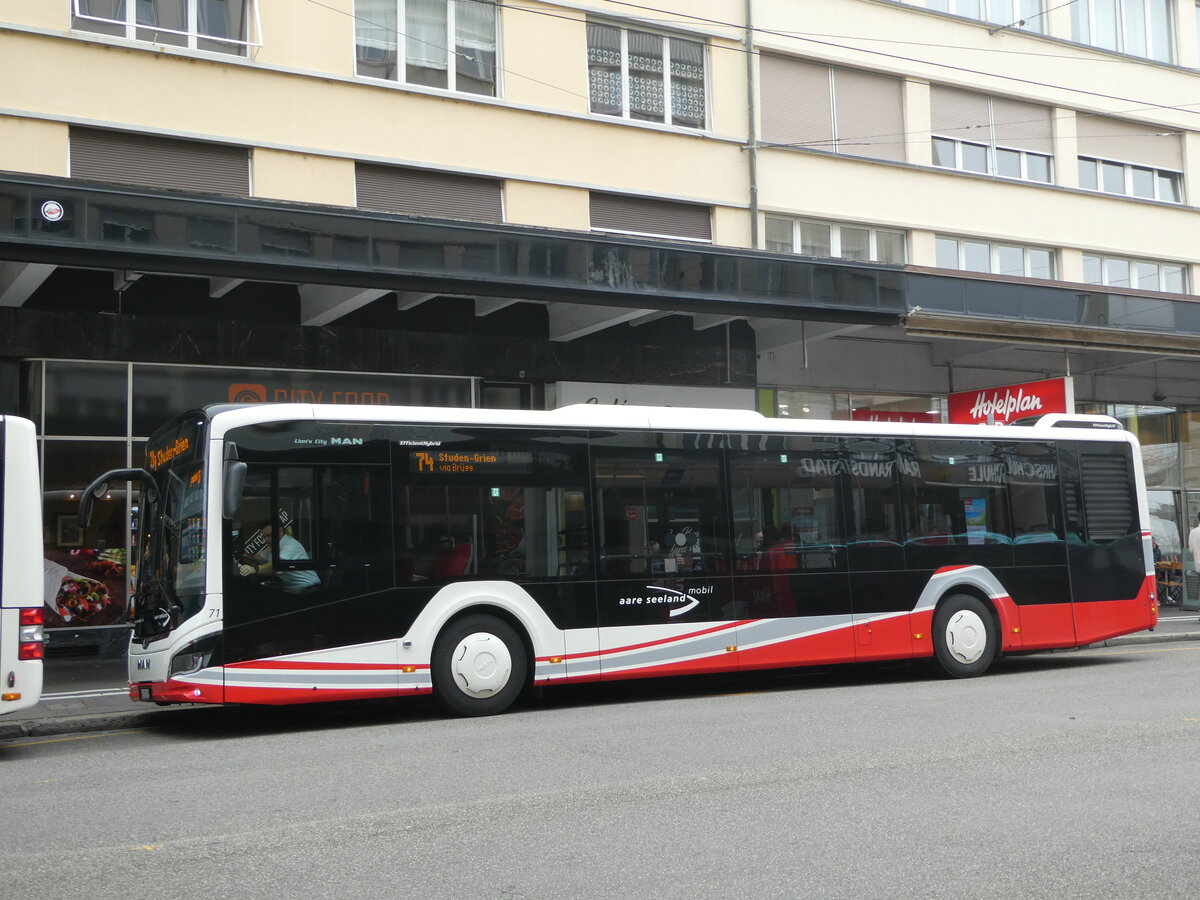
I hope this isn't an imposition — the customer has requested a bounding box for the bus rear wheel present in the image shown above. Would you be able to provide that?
[932,594,995,678]
[432,614,527,716]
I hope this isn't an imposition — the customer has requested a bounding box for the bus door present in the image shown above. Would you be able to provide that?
[727,436,854,668]
[846,437,925,662]
[591,440,738,679]
[1061,441,1145,645]
[221,428,397,701]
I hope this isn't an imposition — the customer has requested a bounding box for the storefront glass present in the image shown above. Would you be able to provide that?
[25,360,475,630]
[774,389,944,423]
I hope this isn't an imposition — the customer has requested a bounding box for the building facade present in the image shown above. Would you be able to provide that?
[3,0,1200,645]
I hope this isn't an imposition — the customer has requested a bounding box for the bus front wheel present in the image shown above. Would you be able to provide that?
[932,594,995,678]
[431,614,528,716]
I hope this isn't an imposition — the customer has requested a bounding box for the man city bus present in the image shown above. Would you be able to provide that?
[80,403,1156,716]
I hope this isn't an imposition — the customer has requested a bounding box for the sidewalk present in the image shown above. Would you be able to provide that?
[4,610,1199,740]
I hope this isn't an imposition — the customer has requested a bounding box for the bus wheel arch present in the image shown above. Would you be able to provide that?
[931,591,998,678]
[430,607,532,716]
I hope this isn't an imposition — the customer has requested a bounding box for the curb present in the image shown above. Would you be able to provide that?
[0,707,205,741]
[1101,628,1200,647]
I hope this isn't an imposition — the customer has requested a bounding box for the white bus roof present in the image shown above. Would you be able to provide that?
[202,403,1134,445]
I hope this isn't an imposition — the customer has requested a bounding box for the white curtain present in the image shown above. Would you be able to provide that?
[406,0,448,71]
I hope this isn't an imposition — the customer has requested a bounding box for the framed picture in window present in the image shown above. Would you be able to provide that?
[57,515,83,548]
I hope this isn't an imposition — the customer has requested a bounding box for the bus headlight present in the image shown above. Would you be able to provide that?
[169,635,218,677]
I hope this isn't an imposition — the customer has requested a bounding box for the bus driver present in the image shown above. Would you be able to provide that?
[237,511,321,593]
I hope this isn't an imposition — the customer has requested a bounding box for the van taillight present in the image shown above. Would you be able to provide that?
[18,608,44,660]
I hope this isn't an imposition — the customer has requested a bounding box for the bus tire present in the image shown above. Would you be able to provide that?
[932,594,995,678]
[431,614,528,716]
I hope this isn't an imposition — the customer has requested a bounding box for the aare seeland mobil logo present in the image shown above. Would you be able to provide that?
[618,584,713,617]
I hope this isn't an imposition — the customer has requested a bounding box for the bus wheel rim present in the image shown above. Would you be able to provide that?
[945,609,987,665]
[450,631,513,699]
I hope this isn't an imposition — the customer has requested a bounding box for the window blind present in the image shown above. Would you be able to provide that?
[70,127,249,196]
[589,193,711,241]
[759,54,833,149]
[355,164,503,223]
[832,67,905,162]
[930,86,990,141]
[1076,115,1182,170]
[991,97,1053,155]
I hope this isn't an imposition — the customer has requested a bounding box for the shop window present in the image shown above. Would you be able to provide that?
[774,389,943,423]
[42,440,131,628]
[42,361,129,437]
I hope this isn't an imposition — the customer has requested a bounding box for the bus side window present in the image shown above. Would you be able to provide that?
[729,443,845,573]
[1007,441,1065,566]
[319,466,394,594]
[593,451,728,577]
[845,438,905,572]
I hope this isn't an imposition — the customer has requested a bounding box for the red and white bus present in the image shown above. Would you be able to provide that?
[1,416,44,715]
[80,404,1156,716]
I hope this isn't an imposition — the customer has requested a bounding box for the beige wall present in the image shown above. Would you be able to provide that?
[252,149,355,206]
[1,0,1197,288]
[505,181,588,230]
[0,116,67,177]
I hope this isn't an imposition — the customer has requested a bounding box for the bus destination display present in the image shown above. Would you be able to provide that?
[408,449,533,476]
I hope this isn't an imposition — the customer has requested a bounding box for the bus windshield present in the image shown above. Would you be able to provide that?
[135,415,208,639]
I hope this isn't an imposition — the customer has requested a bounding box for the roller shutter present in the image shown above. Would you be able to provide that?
[355,164,503,223]
[70,127,249,196]
[589,193,711,241]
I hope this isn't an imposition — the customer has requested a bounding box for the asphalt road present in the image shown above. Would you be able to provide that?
[3,643,1198,899]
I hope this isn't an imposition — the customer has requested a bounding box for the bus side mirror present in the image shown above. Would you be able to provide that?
[223,461,247,520]
[79,468,159,528]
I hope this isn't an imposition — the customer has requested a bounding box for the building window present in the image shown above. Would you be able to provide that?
[932,137,1051,182]
[920,1,1046,33]
[72,0,258,55]
[1071,0,1174,62]
[936,236,1056,278]
[766,217,906,264]
[929,89,1053,184]
[1077,157,1182,202]
[354,0,497,96]
[1083,253,1187,293]
[587,21,706,129]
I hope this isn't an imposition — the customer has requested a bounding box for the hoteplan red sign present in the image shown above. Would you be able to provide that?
[948,377,1074,425]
